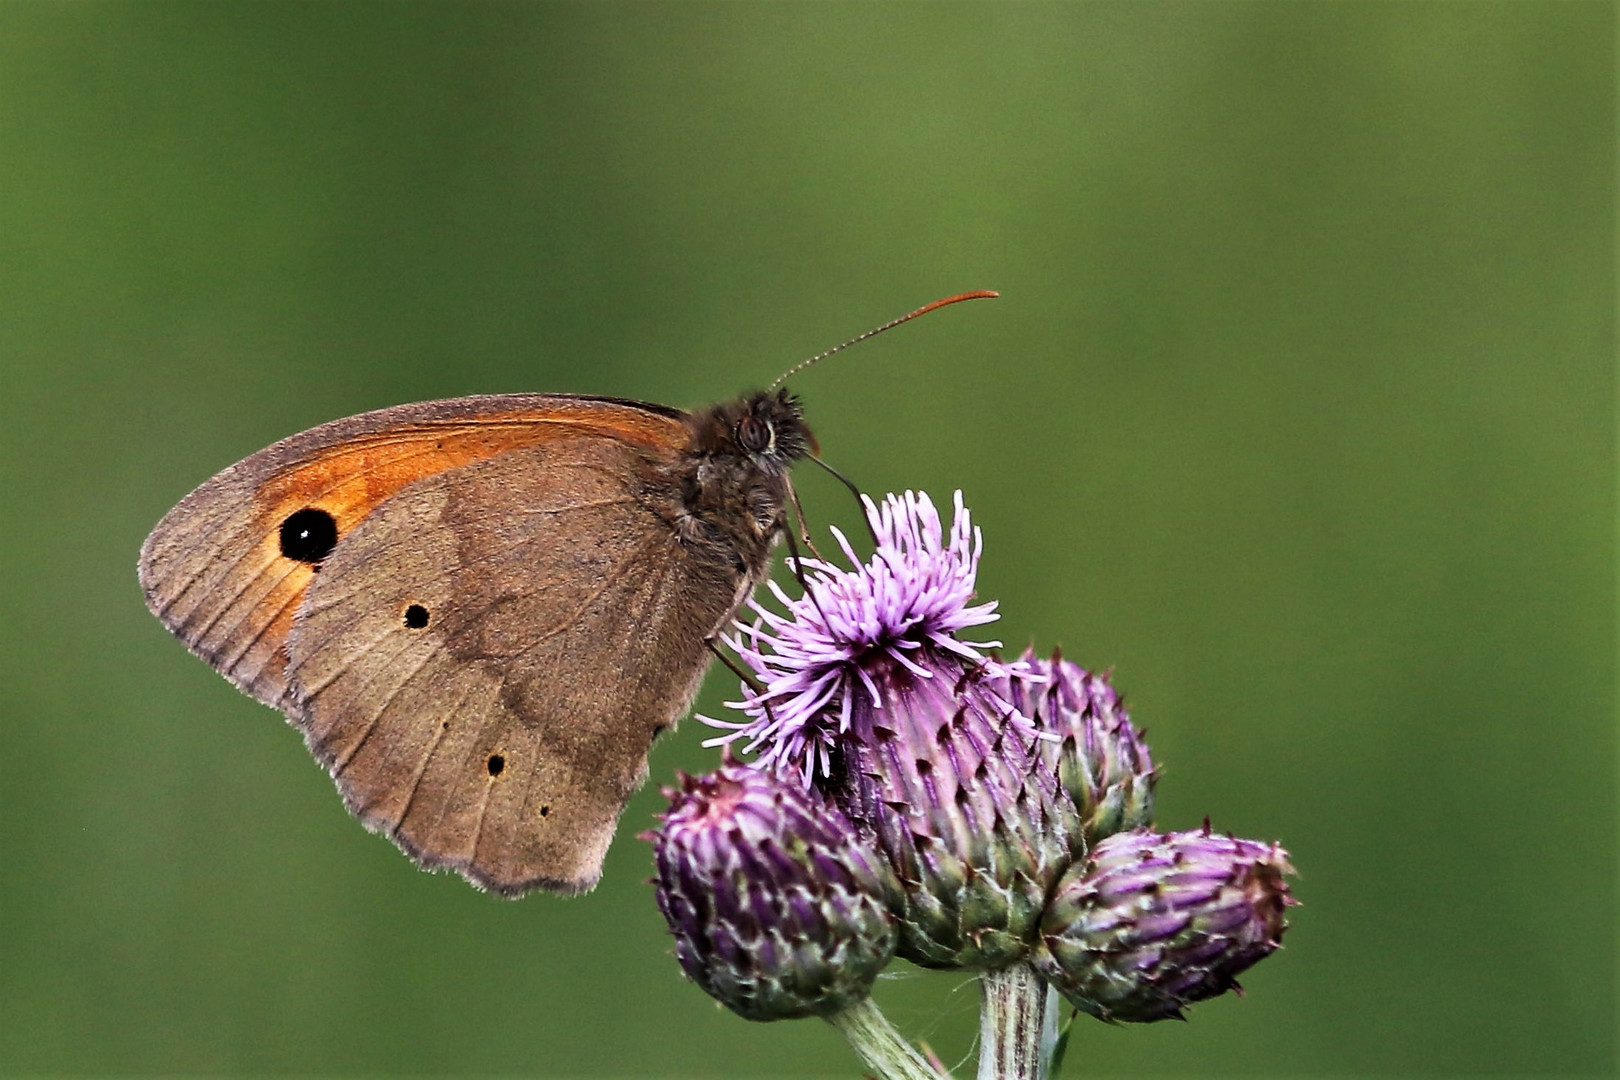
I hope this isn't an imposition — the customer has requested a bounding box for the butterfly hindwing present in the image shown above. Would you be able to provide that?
[285,441,744,894]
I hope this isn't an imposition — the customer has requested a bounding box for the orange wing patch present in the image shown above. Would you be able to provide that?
[138,395,691,710]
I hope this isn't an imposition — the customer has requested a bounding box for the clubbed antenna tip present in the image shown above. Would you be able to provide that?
[769,290,999,390]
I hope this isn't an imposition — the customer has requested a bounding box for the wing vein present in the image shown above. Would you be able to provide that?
[415,678,501,862]
[393,677,475,838]
[295,622,406,701]
[332,639,447,777]
[218,569,304,674]
[508,539,655,657]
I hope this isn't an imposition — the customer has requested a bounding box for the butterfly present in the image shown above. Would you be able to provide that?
[137,291,994,897]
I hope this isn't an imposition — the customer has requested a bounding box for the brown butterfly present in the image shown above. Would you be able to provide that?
[137,292,994,897]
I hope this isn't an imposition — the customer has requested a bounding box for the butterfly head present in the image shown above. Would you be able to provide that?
[694,389,815,476]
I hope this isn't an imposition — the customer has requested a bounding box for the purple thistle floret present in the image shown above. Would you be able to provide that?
[704,490,1008,780]
[1032,826,1297,1023]
[648,757,899,1022]
[706,491,1084,969]
[1004,649,1157,844]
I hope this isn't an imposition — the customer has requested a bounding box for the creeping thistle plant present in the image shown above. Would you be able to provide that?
[649,492,1295,1080]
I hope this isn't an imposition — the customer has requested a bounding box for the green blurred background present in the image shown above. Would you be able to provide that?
[1,1,1612,1076]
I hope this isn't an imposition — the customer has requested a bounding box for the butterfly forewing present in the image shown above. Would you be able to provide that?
[137,394,693,709]
[136,395,747,895]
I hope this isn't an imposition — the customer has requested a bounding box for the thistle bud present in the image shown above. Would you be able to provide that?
[649,759,899,1021]
[705,492,1083,969]
[1033,827,1296,1022]
[1006,650,1156,844]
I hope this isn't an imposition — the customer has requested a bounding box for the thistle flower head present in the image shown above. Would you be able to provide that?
[1005,649,1157,844]
[705,490,1009,780]
[648,757,899,1022]
[706,491,1084,969]
[1033,826,1297,1023]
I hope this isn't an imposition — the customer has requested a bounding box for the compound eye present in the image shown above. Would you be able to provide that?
[737,415,772,454]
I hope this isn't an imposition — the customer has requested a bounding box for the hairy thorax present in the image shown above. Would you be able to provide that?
[671,388,814,582]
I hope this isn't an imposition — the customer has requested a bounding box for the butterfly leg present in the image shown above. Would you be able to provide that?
[703,634,787,740]
[781,513,831,626]
[704,634,766,695]
[784,477,826,562]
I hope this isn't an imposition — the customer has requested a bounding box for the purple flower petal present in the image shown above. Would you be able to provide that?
[701,490,1015,780]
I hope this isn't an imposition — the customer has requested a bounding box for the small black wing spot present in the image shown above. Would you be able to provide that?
[486,753,505,777]
[403,604,429,629]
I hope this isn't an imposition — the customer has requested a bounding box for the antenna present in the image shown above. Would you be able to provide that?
[768,290,998,390]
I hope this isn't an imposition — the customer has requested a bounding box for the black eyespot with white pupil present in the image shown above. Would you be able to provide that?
[279,508,338,563]
[737,415,772,454]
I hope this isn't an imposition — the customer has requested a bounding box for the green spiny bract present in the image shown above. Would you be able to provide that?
[1005,648,1156,845]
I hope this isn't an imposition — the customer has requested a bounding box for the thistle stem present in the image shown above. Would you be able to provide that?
[826,996,944,1080]
[978,964,1052,1080]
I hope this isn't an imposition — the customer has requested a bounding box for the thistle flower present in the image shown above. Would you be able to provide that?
[705,490,1008,779]
[707,491,1083,970]
[1032,826,1296,1023]
[1004,649,1157,844]
[648,757,899,1022]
